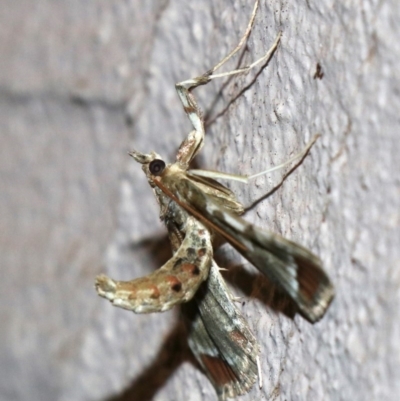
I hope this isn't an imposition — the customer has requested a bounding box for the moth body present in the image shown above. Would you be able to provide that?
[95,1,334,398]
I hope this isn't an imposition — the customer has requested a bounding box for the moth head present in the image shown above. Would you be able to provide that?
[128,149,168,185]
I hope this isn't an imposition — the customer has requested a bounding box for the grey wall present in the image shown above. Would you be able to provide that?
[1,1,399,400]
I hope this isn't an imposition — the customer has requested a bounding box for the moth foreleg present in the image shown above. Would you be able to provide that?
[175,0,271,168]
[95,217,213,313]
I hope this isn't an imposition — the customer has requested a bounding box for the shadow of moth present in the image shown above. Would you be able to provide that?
[95,1,334,399]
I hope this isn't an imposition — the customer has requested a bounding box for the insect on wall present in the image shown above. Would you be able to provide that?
[95,1,334,399]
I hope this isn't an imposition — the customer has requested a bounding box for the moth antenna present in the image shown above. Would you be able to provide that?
[246,134,320,181]
[188,134,320,183]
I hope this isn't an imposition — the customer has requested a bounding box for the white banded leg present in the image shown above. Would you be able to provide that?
[175,0,281,167]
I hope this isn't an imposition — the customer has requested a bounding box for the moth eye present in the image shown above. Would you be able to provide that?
[149,159,166,176]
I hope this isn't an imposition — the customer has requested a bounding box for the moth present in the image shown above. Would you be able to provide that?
[95,1,334,399]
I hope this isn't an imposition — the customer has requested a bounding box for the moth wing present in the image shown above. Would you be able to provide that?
[187,173,245,215]
[166,175,334,323]
[183,262,259,400]
[96,216,212,313]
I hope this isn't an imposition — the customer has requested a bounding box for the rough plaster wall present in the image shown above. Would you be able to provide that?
[1,1,399,401]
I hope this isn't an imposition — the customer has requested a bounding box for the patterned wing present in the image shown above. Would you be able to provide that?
[160,175,334,323]
[183,262,259,400]
[96,216,212,313]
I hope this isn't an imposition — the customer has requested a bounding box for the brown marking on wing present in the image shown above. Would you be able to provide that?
[181,263,200,276]
[125,281,160,300]
[149,285,161,299]
[184,105,197,115]
[127,289,138,300]
[298,264,320,301]
[297,259,334,307]
[200,354,238,387]
[165,275,182,292]
[229,329,248,348]
[197,248,207,257]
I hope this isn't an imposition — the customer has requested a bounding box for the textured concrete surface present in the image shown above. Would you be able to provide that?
[1,1,399,400]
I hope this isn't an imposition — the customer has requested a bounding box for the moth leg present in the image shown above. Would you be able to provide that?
[231,296,245,303]
[95,216,213,313]
[206,31,281,81]
[175,0,280,167]
[188,134,319,183]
